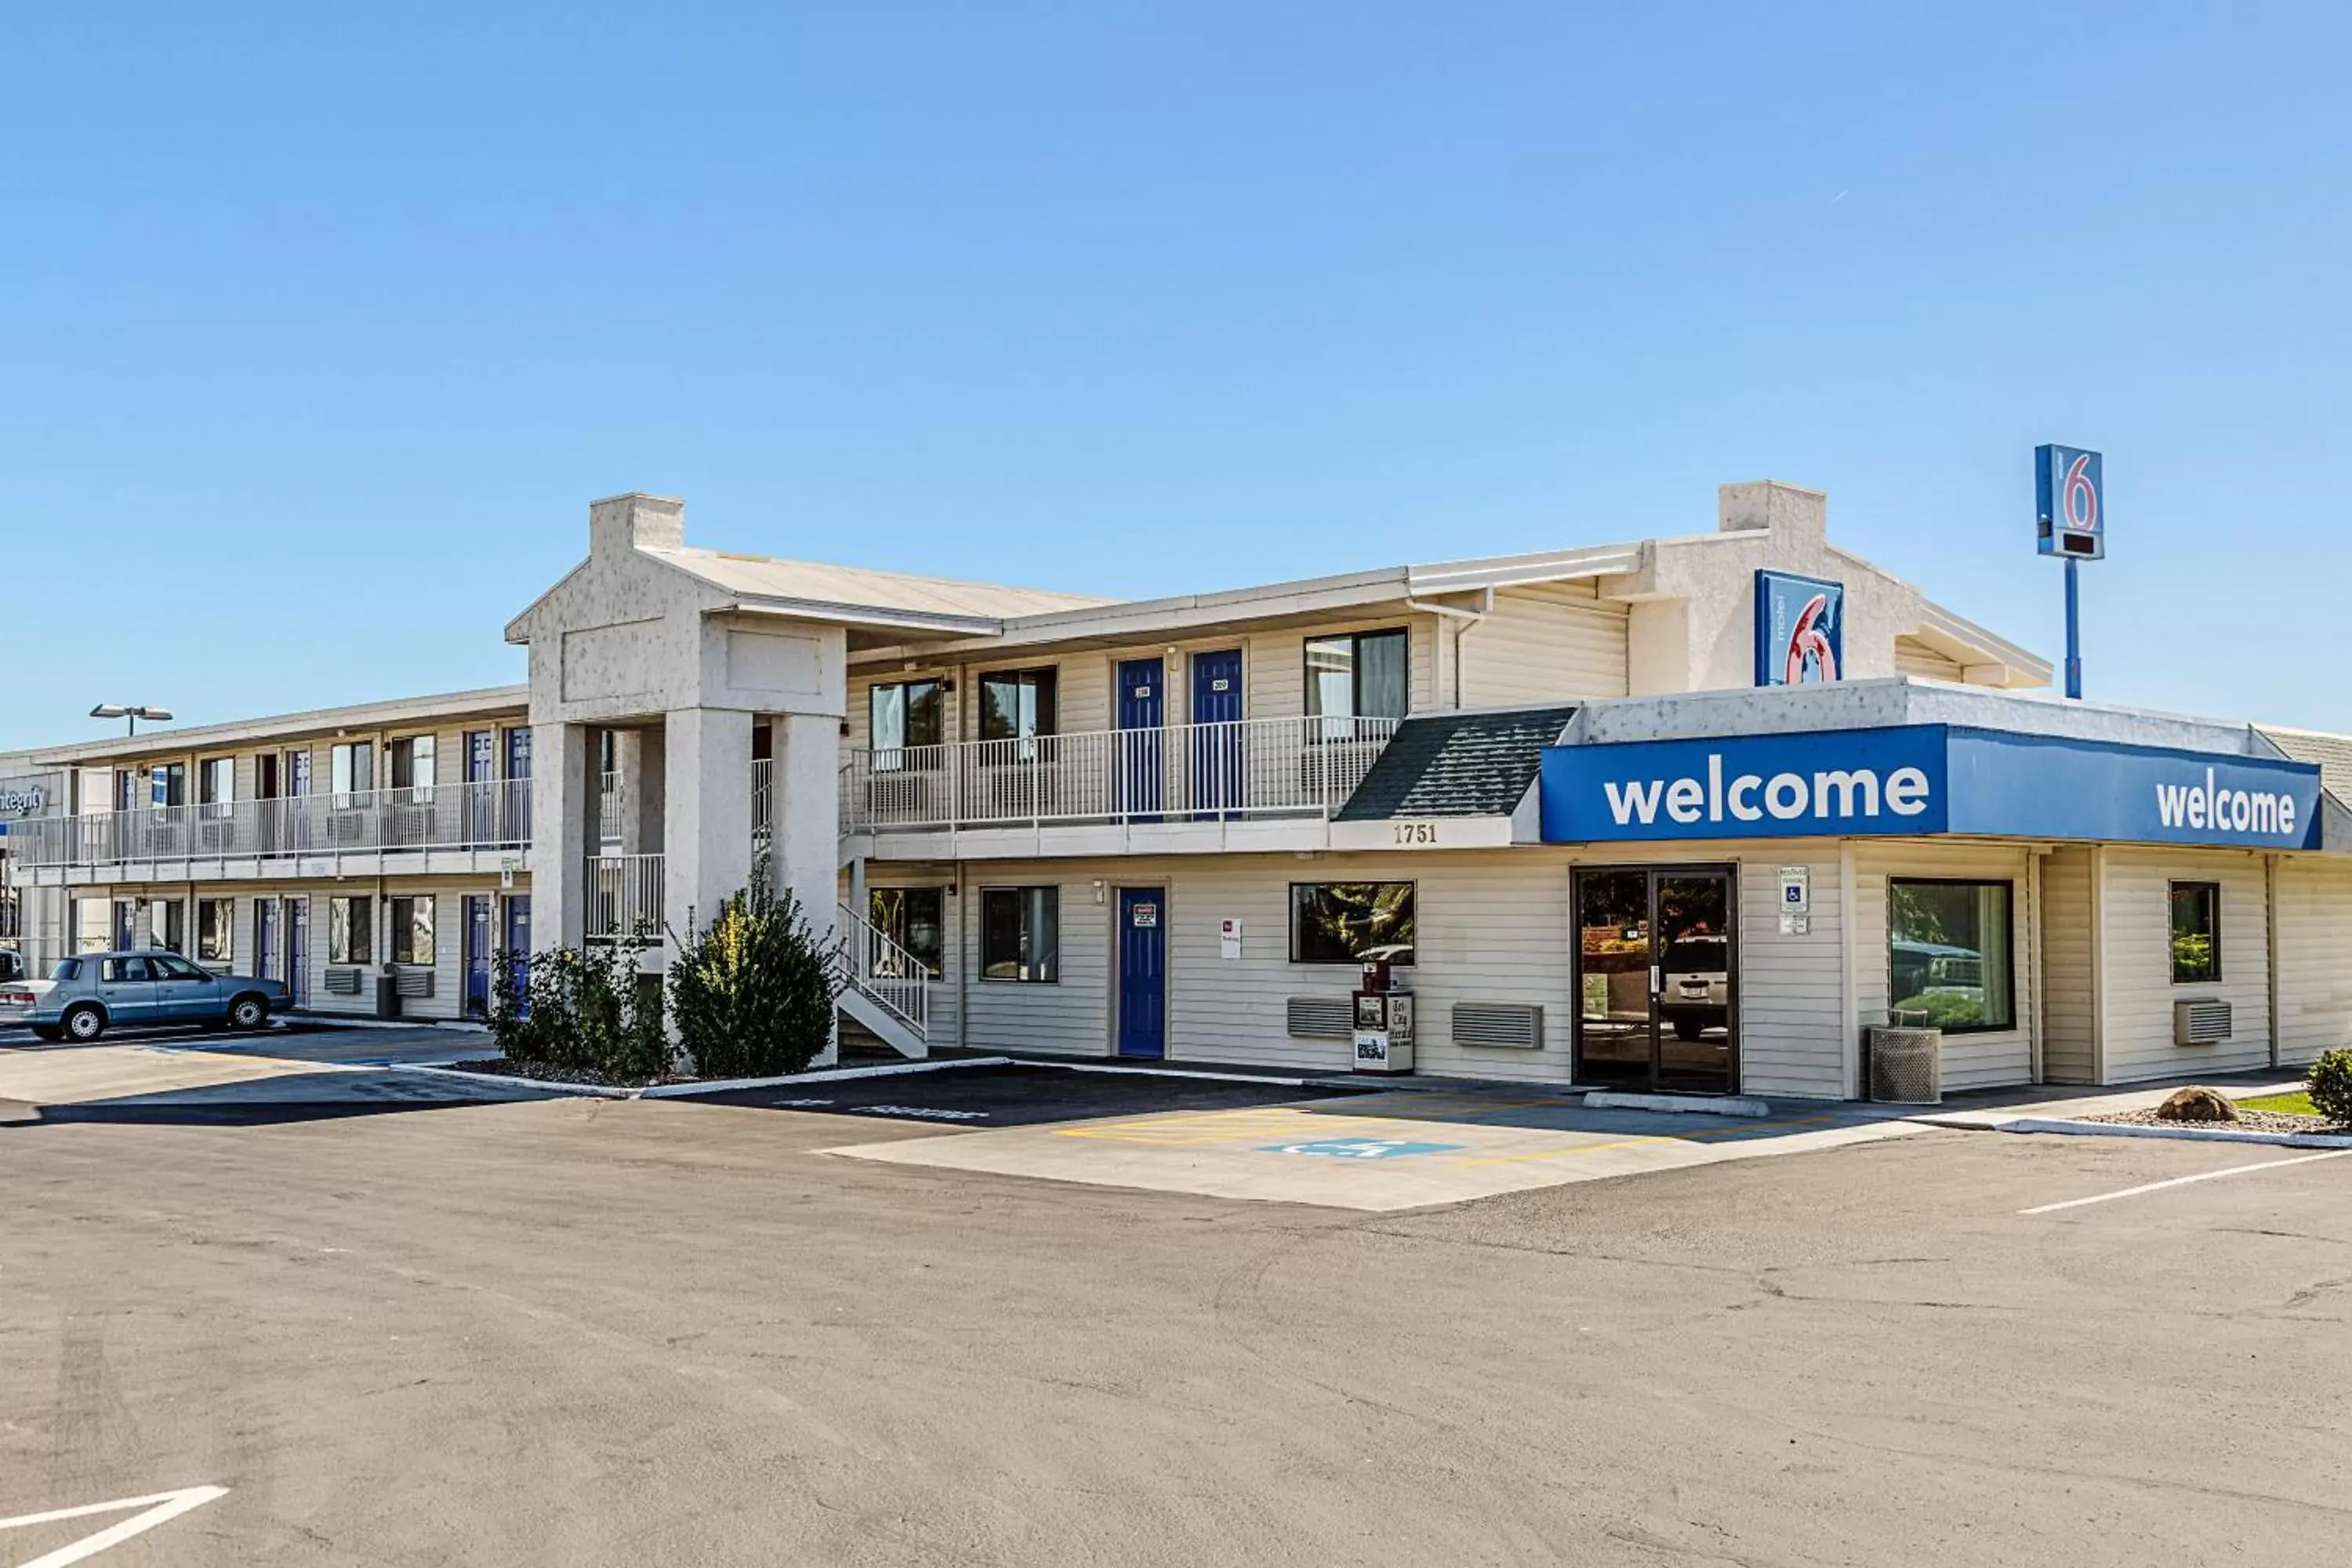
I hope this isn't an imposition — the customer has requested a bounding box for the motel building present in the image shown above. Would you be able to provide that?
[8,481,2352,1100]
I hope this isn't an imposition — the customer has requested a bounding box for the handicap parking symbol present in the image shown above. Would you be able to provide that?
[1263,1138,1464,1160]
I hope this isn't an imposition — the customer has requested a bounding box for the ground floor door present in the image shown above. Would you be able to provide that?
[1573,866,1739,1094]
[1116,887,1166,1059]
[1116,658,1164,820]
[285,898,309,1007]
[462,895,494,1017]
[503,895,532,1018]
[256,898,279,985]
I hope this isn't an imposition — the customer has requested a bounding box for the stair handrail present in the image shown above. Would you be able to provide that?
[835,900,929,1040]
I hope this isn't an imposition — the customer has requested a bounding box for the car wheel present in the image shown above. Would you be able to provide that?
[63,1004,106,1043]
[228,995,268,1031]
[31,1024,64,1042]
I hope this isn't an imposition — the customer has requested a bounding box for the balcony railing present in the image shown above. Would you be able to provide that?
[840,714,1401,833]
[7,780,534,869]
[586,853,664,942]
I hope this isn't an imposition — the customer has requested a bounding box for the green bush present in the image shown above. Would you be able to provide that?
[667,867,841,1080]
[490,940,668,1082]
[2308,1048,2352,1125]
[1892,990,1990,1031]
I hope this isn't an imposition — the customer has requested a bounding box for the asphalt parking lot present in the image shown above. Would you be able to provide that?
[2,1051,2347,1566]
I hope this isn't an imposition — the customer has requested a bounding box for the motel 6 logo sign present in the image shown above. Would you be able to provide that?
[2036,444,2106,560]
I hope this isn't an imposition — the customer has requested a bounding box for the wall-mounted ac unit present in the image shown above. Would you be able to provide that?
[394,968,434,999]
[1452,1002,1544,1050]
[323,966,364,996]
[2174,999,2232,1046]
[1286,996,1352,1039]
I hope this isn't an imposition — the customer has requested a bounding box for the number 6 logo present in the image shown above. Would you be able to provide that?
[2063,452,2100,532]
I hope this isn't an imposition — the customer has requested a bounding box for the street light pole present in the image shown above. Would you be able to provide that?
[90,702,175,739]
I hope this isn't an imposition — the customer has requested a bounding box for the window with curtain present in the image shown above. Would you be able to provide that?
[329,895,373,964]
[2169,882,2221,983]
[330,742,374,800]
[1303,629,1409,739]
[390,895,436,965]
[198,757,234,807]
[1888,879,2015,1032]
[391,735,437,794]
[869,886,945,977]
[979,887,1058,982]
[198,898,234,963]
[979,670,1058,759]
[869,679,944,767]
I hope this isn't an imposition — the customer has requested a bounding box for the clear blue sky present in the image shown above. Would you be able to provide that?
[5,2,2347,750]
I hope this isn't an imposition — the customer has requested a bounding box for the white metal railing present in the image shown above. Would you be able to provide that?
[597,770,623,845]
[836,899,929,1040]
[9,779,534,869]
[751,758,774,850]
[586,853,664,942]
[839,713,1401,833]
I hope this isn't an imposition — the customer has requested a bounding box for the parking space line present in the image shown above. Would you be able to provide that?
[2020,1149,2352,1215]
[1441,1114,1846,1167]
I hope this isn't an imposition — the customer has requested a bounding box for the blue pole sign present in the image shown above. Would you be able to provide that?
[2036,443,2103,702]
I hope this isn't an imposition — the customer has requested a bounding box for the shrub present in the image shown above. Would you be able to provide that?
[2308,1048,2352,1126]
[668,866,841,1080]
[490,940,669,1082]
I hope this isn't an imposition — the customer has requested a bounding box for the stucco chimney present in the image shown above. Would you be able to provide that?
[589,492,686,557]
[1717,481,1826,547]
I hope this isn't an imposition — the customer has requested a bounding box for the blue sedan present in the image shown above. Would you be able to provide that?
[15,950,292,1042]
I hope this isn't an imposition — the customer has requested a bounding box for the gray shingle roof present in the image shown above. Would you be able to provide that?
[1334,707,1577,822]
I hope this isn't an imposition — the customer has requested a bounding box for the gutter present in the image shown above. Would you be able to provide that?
[1405,590,1494,708]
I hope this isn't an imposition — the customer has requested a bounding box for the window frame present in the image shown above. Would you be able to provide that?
[978,667,1059,755]
[978,885,1060,983]
[198,757,235,808]
[390,734,437,793]
[869,885,946,978]
[1303,627,1410,735]
[1287,880,1418,967]
[328,895,374,965]
[2169,880,2223,985]
[390,895,436,966]
[1887,876,2018,1035]
[330,741,375,800]
[197,897,235,964]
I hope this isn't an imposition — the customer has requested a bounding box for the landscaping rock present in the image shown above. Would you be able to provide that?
[2152,1087,2239,1123]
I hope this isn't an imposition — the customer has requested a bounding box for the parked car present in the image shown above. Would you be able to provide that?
[13,950,290,1042]
[1657,934,1730,1040]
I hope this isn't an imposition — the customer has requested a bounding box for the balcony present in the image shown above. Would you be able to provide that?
[8,780,533,873]
[840,714,1399,835]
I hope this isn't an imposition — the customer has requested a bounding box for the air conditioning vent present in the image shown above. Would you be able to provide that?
[2175,999,2232,1046]
[1286,996,1352,1038]
[1453,1002,1544,1050]
[323,966,365,996]
[394,968,435,999]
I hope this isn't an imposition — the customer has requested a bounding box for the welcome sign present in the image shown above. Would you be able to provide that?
[1542,725,2322,851]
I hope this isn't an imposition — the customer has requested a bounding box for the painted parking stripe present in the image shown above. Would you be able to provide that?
[2020,1149,2352,1215]
[0,1486,227,1566]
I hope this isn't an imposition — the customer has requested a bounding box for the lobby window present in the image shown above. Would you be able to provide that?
[980,670,1058,759]
[869,679,944,765]
[2169,882,2221,984]
[1889,879,2015,1033]
[198,898,234,964]
[330,742,375,800]
[390,895,436,965]
[980,887,1058,982]
[1290,882,1416,966]
[869,886,945,978]
[329,895,373,964]
[1305,629,1408,739]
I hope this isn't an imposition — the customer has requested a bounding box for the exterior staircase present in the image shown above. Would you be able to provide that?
[835,900,929,1060]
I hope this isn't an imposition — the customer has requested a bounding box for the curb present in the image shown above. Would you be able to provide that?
[1584,1090,1773,1119]
[638,1056,1014,1098]
[1998,1116,2352,1150]
[1049,1062,1319,1088]
[387,1062,636,1098]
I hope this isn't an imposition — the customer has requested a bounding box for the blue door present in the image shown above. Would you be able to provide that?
[505,728,533,843]
[464,731,496,843]
[256,898,278,985]
[463,895,493,1017]
[285,898,309,1007]
[504,895,532,1018]
[1116,658,1163,820]
[113,901,137,951]
[1191,648,1243,818]
[1116,887,1167,1059]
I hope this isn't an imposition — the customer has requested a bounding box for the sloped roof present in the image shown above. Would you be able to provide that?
[2256,725,2352,808]
[641,546,1116,622]
[1334,707,1577,821]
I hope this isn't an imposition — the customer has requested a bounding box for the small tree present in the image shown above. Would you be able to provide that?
[2308,1048,2352,1126]
[668,862,841,1080]
[491,939,668,1082]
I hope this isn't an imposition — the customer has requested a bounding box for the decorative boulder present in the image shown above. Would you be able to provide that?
[2154,1086,2239,1123]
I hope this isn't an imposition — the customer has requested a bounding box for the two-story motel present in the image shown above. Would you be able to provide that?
[8,481,2350,1098]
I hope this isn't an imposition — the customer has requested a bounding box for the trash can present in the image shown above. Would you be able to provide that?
[1867,1017,1940,1105]
[374,968,402,1022]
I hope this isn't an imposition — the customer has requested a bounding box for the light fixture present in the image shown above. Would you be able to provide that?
[90,703,173,737]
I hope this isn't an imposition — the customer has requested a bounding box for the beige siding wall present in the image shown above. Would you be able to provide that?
[960,868,1111,1055]
[1853,842,2034,1091]
[2274,856,2352,1068]
[1458,582,1631,709]
[2099,848,2272,1081]
[1726,847,1849,1099]
[2040,847,2098,1083]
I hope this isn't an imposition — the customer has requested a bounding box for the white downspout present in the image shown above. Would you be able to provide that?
[1404,589,1493,710]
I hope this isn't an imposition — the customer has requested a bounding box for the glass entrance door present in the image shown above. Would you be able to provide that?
[1573,866,1738,1094]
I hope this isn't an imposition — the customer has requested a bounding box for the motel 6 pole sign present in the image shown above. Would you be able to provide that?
[2035,443,2104,700]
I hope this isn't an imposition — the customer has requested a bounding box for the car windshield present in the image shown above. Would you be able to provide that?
[49,958,81,982]
[154,955,210,980]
